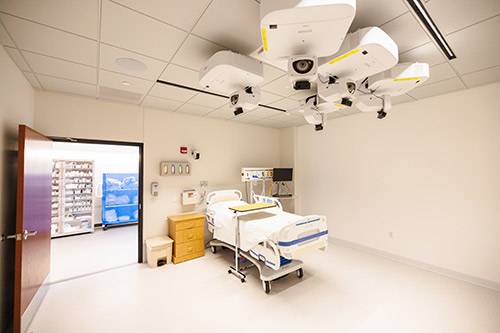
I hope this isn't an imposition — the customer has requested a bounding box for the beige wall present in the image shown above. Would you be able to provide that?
[0,47,34,330]
[34,91,280,244]
[295,82,500,285]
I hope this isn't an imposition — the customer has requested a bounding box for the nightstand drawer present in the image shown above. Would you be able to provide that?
[169,217,204,233]
[174,239,204,257]
[174,227,203,243]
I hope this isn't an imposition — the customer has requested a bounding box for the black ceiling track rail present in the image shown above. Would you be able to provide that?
[155,79,287,113]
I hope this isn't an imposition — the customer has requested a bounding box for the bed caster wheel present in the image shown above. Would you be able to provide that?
[263,281,271,294]
[211,246,217,254]
[297,268,303,278]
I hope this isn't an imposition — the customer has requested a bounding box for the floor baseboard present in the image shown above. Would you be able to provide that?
[330,236,500,292]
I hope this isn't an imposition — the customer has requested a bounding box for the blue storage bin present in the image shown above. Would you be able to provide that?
[102,173,139,228]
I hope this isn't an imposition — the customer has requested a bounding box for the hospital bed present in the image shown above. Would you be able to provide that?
[206,190,328,293]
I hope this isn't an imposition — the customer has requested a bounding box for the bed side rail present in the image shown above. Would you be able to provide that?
[278,215,328,259]
[252,194,283,211]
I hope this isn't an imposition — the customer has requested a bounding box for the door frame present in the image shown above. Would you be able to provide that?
[49,137,145,262]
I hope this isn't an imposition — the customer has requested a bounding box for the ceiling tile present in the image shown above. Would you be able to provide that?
[101,1,186,61]
[261,75,296,97]
[149,82,198,102]
[159,64,201,89]
[407,77,466,100]
[187,93,228,108]
[0,22,14,46]
[204,108,234,120]
[170,34,226,71]
[398,42,446,67]
[142,96,183,111]
[260,91,284,105]
[99,43,167,81]
[270,122,295,129]
[426,0,500,35]
[22,71,41,89]
[460,65,500,88]
[192,0,261,55]
[4,46,30,71]
[391,94,415,105]
[268,111,302,122]
[23,51,96,84]
[109,0,211,31]
[249,106,280,118]
[98,86,144,104]
[380,12,431,53]
[268,98,302,115]
[261,63,286,86]
[349,0,409,32]
[0,14,97,66]
[99,69,154,95]
[176,103,214,116]
[252,118,280,127]
[422,62,457,86]
[231,112,261,124]
[0,0,98,39]
[37,74,96,97]
[446,16,500,75]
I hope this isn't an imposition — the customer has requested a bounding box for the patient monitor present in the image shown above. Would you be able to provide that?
[260,0,356,59]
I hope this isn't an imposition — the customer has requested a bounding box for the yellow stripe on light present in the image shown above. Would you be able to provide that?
[262,28,268,51]
[393,77,421,81]
[328,48,360,65]
[334,104,346,108]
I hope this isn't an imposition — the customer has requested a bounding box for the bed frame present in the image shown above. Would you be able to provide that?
[206,190,328,293]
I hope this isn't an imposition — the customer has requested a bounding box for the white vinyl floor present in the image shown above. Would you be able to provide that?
[30,240,500,333]
[50,224,138,283]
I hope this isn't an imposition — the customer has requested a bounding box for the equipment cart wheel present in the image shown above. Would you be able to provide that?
[297,268,304,278]
[228,269,232,274]
[241,278,245,283]
[103,225,108,231]
[263,280,271,294]
[211,246,217,254]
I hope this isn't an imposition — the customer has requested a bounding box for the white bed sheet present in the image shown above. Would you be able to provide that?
[208,200,302,251]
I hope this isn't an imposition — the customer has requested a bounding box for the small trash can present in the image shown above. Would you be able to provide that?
[145,235,173,268]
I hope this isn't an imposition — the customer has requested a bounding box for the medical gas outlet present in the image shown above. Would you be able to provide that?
[160,162,191,176]
[241,167,273,182]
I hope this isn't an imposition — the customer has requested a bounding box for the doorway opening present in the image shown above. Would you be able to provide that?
[49,137,143,283]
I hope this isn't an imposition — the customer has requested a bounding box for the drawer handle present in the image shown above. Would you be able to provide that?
[187,246,193,252]
[187,233,194,239]
[187,223,194,228]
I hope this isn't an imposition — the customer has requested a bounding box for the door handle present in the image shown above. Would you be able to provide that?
[1,230,37,242]
[23,230,38,240]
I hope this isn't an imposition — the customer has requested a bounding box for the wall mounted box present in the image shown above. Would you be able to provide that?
[160,162,191,176]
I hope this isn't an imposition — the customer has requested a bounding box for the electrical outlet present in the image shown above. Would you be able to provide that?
[200,180,208,187]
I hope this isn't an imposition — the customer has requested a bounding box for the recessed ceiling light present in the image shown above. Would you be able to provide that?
[122,81,131,86]
[115,58,148,71]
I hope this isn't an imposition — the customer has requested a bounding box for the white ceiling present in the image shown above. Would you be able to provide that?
[1,0,499,129]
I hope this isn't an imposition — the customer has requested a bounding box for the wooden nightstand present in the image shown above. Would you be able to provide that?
[168,213,205,264]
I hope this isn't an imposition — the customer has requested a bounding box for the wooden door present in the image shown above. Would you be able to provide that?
[13,125,52,333]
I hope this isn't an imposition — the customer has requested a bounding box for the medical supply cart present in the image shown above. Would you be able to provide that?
[51,160,95,238]
[101,173,139,230]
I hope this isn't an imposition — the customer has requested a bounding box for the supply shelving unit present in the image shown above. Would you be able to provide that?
[102,173,139,230]
[51,160,95,238]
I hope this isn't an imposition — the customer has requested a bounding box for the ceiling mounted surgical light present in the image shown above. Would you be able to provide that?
[406,0,456,60]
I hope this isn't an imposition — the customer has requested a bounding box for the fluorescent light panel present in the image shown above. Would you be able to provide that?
[407,0,456,60]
